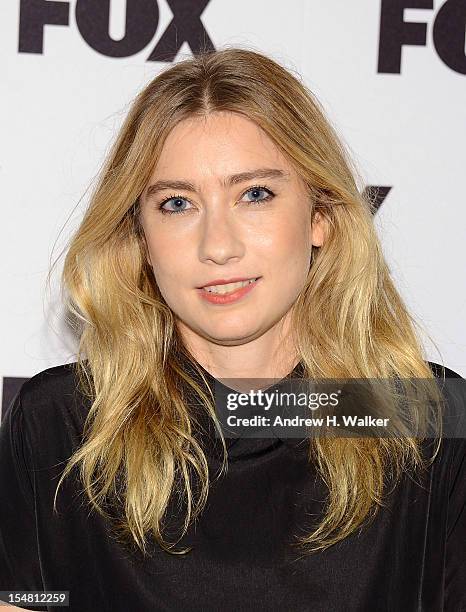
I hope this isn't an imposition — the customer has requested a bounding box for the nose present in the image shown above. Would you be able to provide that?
[198,204,245,265]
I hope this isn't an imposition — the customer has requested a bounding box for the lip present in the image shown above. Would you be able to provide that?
[197,277,261,305]
[197,276,260,289]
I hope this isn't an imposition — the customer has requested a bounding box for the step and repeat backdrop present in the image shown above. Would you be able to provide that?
[2,0,465,415]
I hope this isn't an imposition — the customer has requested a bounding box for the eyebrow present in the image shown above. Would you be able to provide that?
[144,168,290,200]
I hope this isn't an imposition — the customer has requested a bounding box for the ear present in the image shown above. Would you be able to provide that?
[310,211,326,247]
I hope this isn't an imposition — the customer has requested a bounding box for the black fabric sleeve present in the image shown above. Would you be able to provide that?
[0,388,45,606]
[445,435,466,611]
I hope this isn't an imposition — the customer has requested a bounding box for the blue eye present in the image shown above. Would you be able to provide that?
[158,196,192,215]
[242,186,274,203]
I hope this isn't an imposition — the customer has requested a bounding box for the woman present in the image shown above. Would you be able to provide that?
[0,48,464,611]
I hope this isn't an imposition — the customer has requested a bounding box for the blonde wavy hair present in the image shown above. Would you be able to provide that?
[52,47,445,556]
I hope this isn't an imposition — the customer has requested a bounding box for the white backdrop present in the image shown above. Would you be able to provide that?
[2,0,465,414]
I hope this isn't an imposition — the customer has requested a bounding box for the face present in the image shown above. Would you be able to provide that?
[139,111,325,350]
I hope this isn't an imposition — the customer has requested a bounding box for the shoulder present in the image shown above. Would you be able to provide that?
[5,361,92,456]
[425,360,464,435]
[18,361,79,399]
[424,361,465,501]
[15,361,86,418]
[426,360,463,380]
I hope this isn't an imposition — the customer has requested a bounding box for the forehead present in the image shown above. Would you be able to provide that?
[151,111,296,179]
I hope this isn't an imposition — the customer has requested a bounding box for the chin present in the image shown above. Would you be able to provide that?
[200,323,263,346]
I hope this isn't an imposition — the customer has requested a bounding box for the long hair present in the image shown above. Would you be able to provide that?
[52,47,445,555]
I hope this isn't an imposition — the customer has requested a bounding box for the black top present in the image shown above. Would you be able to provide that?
[0,357,464,612]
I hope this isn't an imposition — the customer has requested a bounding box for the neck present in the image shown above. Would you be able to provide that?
[176,314,299,380]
